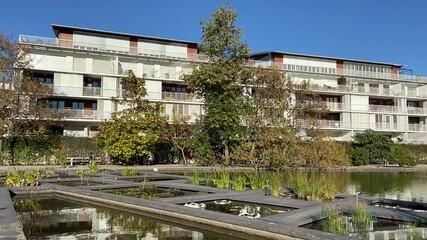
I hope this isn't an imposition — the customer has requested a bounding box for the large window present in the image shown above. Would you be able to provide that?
[32,72,53,84]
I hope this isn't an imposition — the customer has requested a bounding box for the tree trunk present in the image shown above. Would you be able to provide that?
[180,148,187,165]
[9,136,16,165]
[224,145,230,166]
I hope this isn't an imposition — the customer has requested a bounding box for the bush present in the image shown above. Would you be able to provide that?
[350,147,370,166]
[353,130,393,164]
[389,146,417,167]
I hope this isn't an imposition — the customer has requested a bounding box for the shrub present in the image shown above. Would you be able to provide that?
[353,130,393,164]
[4,171,45,187]
[350,147,370,166]
[389,146,417,167]
[121,168,139,176]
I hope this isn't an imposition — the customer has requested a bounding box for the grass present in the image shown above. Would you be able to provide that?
[233,173,247,191]
[188,170,201,185]
[350,203,371,238]
[289,172,338,202]
[246,171,267,190]
[121,168,139,176]
[268,172,283,197]
[214,171,231,189]
[322,205,348,235]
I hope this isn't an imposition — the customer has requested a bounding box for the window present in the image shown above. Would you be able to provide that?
[72,102,85,110]
[32,73,53,84]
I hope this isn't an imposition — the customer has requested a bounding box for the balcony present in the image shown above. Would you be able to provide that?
[408,124,427,132]
[162,113,200,123]
[407,107,427,115]
[368,105,402,113]
[55,109,111,120]
[282,63,427,83]
[161,92,200,102]
[325,102,345,111]
[19,35,208,62]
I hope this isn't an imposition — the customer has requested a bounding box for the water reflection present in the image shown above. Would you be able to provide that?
[14,198,241,239]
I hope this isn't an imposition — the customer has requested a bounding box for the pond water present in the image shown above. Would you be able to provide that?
[127,177,178,182]
[201,200,292,218]
[101,186,207,199]
[303,216,427,239]
[54,180,108,187]
[13,198,243,239]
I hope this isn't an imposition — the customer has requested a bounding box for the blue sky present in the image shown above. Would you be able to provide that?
[1,0,426,75]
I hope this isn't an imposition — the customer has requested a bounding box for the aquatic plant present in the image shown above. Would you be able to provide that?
[350,203,371,238]
[233,173,247,191]
[75,169,90,178]
[88,160,99,173]
[188,170,201,185]
[214,171,230,189]
[289,172,338,202]
[268,172,283,197]
[246,171,267,190]
[404,219,421,240]
[202,172,215,186]
[322,205,348,235]
[122,168,139,176]
[4,171,45,187]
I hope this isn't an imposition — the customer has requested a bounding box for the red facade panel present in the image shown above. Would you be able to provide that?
[187,43,198,60]
[130,37,138,55]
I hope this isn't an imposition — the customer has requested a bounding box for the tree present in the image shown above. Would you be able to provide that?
[95,71,167,165]
[0,33,58,165]
[353,130,393,164]
[168,113,195,165]
[389,145,417,167]
[184,2,252,165]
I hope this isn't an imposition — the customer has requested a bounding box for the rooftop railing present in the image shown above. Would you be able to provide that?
[283,63,427,83]
[19,35,208,62]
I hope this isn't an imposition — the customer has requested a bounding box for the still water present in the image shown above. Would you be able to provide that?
[14,198,244,240]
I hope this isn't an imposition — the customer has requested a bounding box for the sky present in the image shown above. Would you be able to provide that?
[1,0,426,75]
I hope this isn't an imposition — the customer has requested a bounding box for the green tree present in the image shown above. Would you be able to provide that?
[168,113,195,165]
[389,145,417,167]
[184,2,251,165]
[95,71,167,165]
[353,130,393,164]
[349,147,370,166]
[0,33,58,165]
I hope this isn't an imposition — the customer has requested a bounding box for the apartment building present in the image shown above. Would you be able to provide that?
[18,25,427,143]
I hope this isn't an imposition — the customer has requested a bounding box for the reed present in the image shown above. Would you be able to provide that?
[246,171,267,190]
[233,173,247,191]
[121,168,139,176]
[188,170,201,185]
[214,171,231,189]
[351,203,371,237]
[322,205,348,235]
[268,172,283,197]
[289,173,310,200]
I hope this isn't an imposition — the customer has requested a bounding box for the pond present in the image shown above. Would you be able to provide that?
[200,200,293,218]
[303,216,427,239]
[101,186,208,199]
[13,198,244,239]
[54,180,108,187]
[126,177,178,182]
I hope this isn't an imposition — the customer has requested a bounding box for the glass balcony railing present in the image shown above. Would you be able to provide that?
[54,109,111,120]
[19,35,208,62]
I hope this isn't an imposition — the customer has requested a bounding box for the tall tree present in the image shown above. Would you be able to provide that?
[0,33,57,165]
[95,71,167,165]
[184,2,251,165]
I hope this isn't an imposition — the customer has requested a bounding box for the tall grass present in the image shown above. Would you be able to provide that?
[214,171,230,189]
[351,203,371,238]
[268,172,283,197]
[322,206,348,235]
[121,168,139,176]
[233,173,247,191]
[246,171,267,190]
[289,172,338,202]
[188,170,201,185]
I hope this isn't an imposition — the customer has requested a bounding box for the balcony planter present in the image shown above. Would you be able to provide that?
[337,76,347,85]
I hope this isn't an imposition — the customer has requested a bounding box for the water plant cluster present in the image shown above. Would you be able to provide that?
[121,168,139,176]
[289,173,337,202]
[187,170,341,201]
[4,171,46,187]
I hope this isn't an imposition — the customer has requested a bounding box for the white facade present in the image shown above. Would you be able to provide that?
[18,25,427,143]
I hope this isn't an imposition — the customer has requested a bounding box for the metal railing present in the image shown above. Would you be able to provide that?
[19,35,208,62]
[54,109,111,120]
[283,63,427,82]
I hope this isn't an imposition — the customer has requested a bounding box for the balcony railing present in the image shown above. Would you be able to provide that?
[161,92,201,102]
[368,105,402,113]
[54,109,111,120]
[19,35,208,62]
[283,63,427,82]
[408,124,427,132]
[407,107,427,115]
